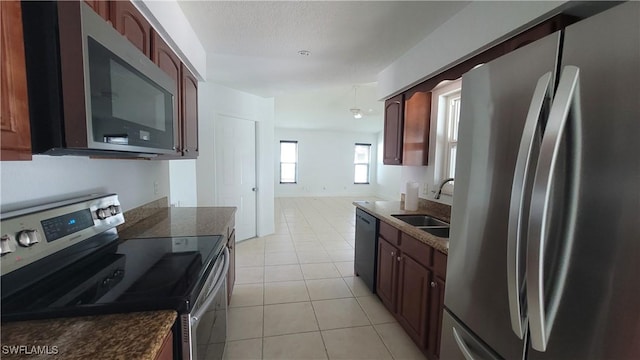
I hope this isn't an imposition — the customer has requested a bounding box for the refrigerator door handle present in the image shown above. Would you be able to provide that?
[507,72,552,339]
[452,327,479,360]
[527,65,582,352]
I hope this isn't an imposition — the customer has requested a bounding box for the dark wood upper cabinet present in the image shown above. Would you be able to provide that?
[1,1,32,161]
[383,91,431,166]
[383,94,404,165]
[84,0,109,22]
[403,91,431,166]
[110,1,152,57]
[152,31,181,155]
[181,64,199,157]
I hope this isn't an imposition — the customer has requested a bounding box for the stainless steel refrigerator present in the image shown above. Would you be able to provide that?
[441,2,640,359]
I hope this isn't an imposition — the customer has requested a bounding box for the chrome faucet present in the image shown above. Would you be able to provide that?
[435,178,455,199]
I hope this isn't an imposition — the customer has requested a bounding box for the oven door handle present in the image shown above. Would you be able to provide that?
[191,247,229,325]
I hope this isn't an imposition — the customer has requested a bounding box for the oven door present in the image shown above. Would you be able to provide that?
[182,247,229,360]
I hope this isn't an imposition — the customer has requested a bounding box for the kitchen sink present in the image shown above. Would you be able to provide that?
[417,226,450,238]
[392,215,450,238]
[392,215,449,227]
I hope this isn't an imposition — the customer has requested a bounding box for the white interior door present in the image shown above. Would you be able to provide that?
[214,115,257,240]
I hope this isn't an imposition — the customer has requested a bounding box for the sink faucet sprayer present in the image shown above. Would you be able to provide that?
[435,178,455,199]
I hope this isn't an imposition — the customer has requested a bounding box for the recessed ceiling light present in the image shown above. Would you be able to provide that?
[297,50,311,56]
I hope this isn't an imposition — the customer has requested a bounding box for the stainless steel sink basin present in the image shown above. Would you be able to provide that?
[392,215,449,227]
[417,226,450,238]
[392,215,450,238]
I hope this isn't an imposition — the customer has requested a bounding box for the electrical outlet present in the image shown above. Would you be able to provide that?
[153,181,159,195]
[422,183,429,196]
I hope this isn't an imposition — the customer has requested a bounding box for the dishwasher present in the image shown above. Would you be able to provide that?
[354,208,379,293]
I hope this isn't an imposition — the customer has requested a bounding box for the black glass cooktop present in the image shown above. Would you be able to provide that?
[1,235,224,321]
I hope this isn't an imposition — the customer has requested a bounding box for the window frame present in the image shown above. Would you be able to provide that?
[353,143,371,185]
[279,140,298,184]
[430,79,462,197]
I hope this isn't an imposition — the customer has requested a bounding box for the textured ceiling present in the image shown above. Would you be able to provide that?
[178,1,469,97]
[177,1,469,132]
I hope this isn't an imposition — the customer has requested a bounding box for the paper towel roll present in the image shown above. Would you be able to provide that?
[405,182,419,211]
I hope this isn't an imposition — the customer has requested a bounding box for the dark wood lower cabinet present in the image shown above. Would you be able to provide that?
[427,276,446,359]
[375,223,447,360]
[397,254,431,348]
[376,238,398,311]
[154,330,173,360]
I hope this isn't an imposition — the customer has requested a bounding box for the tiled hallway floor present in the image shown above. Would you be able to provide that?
[224,197,426,360]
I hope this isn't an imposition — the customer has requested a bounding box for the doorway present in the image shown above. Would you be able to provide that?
[215,115,257,240]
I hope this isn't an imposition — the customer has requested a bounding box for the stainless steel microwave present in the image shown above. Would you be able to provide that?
[21,2,176,157]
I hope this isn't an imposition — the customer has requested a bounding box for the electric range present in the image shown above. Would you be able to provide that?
[1,194,229,360]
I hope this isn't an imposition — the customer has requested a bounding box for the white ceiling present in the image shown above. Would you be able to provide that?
[177,1,470,132]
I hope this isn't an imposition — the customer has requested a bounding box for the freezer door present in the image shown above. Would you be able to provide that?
[528,2,640,359]
[444,32,561,360]
[441,309,502,360]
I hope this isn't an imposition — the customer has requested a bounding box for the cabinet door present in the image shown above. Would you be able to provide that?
[383,94,404,165]
[152,31,181,156]
[397,253,431,348]
[428,276,446,359]
[227,229,236,304]
[403,91,431,166]
[111,1,152,57]
[1,1,32,161]
[154,330,173,360]
[181,64,199,157]
[84,0,110,21]
[376,238,398,312]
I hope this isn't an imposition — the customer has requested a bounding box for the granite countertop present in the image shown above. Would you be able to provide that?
[353,200,449,254]
[0,311,176,360]
[118,207,236,240]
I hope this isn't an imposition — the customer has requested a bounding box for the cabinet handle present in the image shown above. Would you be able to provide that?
[185,149,190,153]
[391,251,395,257]
[431,281,437,288]
[397,256,401,262]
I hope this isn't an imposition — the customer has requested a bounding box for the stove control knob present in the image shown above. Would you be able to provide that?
[96,208,109,220]
[109,205,121,215]
[17,230,40,247]
[1,234,17,255]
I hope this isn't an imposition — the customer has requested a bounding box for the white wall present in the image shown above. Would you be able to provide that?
[0,156,169,212]
[374,131,401,200]
[195,82,275,237]
[169,160,197,207]
[274,129,378,198]
[377,1,566,99]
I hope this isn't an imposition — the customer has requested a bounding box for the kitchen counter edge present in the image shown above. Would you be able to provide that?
[0,310,177,360]
[353,201,449,255]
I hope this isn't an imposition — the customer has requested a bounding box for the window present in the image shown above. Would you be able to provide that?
[431,79,462,197]
[444,91,461,179]
[354,143,371,184]
[280,141,298,184]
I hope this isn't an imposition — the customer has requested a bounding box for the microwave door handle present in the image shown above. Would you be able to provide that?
[527,66,582,352]
[507,72,552,339]
[190,247,230,326]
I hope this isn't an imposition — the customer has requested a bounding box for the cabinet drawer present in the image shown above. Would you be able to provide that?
[400,232,432,268]
[379,221,400,246]
[433,250,447,278]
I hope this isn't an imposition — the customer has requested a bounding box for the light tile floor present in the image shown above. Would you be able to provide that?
[224,197,426,360]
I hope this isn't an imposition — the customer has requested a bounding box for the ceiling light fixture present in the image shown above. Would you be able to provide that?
[350,86,362,119]
[297,50,311,56]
